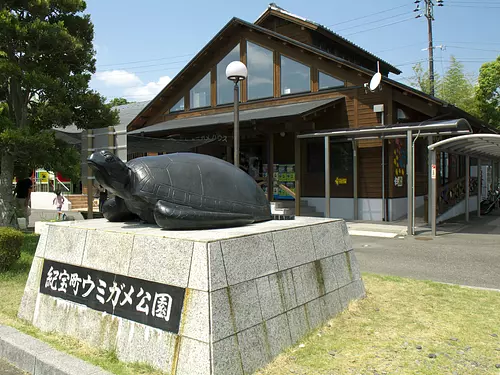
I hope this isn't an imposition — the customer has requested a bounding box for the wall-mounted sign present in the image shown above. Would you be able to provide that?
[394,176,404,187]
[39,259,185,333]
[335,177,347,186]
[178,134,230,143]
[431,164,436,180]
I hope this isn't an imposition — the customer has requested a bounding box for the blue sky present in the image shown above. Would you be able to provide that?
[87,0,500,103]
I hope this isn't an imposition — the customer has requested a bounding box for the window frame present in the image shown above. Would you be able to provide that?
[189,72,212,110]
[317,69,346,91]
[280,53,312,96]
[169,96,185,113]
[245,40,275,102]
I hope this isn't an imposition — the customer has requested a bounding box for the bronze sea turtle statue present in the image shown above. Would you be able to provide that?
[87,150,272,230]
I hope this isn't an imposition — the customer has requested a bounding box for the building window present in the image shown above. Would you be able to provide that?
[190,73,211,109]
[318,71,344,90]
[170,97,184,112]
[247,41,274,100]
[281,55,310,95]
[217,44,240,105]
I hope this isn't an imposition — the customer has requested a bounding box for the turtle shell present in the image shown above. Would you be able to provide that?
[126,153,271,221]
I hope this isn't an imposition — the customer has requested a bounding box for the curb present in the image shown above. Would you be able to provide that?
[0,325,112,375]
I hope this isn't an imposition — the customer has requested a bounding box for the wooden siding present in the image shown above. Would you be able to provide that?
[258,16,313,44]
[358,147,386,198]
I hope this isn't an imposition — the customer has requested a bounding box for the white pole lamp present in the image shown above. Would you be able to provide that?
[225,61,248,168]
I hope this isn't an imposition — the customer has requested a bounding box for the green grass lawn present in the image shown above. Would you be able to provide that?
[1,234,499,375]
[257,274,500,375]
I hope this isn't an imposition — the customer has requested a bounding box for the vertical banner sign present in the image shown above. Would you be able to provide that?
[39,259,185,333]
[431,164,436,180]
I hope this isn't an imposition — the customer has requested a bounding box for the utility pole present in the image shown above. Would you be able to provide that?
[414,0,443,96]
[426,0,435,96]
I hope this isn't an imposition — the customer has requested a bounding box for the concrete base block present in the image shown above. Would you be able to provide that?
[19,217,364,374]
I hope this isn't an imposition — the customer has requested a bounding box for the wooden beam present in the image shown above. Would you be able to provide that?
[240,38,248,103]
[274,50,281,98]
[295,133,301,216]
[386,87,394,125]
[393,90,438,117]
[185,92,190,112]
[311,67,318,92]
[267,133,274,202]
[353,91,359,128]
[210,66,217,107]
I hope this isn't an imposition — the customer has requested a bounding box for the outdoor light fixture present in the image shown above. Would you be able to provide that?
[226,61,248,168]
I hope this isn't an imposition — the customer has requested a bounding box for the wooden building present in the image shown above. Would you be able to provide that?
[127,4,496,221]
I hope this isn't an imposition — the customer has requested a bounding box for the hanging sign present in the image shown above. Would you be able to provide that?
[431,164,436,180]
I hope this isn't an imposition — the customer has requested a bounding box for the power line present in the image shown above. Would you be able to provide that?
[96,59,190,72]
[96,6,412,70]
[324,4,410,28]
[345,16,416,36]
[374,42,428,54]
[446,45,500,53]
[445,4,500,7]
[335,11,412,32]
[97,53,195,68]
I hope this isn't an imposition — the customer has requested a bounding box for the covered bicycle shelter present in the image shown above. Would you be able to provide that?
[428,134,500,236]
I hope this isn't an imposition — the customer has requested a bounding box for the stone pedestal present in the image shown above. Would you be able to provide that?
[19,217,364,375]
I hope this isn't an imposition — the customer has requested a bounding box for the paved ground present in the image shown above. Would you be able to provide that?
[0,359,26,375]
[353,211,500,290]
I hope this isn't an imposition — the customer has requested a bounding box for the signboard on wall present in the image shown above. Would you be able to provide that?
[39,259,185,333]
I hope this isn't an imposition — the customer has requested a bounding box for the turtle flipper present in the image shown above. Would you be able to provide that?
[154,200,254,230]
[102,196,138,222]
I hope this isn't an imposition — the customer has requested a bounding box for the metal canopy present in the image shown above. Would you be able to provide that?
[298,118,472,140]
[296,118,472,236]
[428,134,500,236]
[428,134,500,161]
[129,97,344,135]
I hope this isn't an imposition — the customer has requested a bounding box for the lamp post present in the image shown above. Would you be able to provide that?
[225,61,248,168]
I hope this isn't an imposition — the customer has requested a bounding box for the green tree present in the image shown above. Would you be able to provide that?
[408,57,475,113]
[438,56,475,113]
[108,97,131,107]
[407,62,440,95]
[0,1,118,227]
[474,56,500,127]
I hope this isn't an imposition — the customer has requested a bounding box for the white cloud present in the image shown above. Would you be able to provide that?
[123,75,172,101]
[93,70,142,87]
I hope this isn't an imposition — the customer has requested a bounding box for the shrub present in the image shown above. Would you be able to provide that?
[0,227,24,271]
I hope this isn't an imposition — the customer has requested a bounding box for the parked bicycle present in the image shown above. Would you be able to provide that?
[480,186,500,215]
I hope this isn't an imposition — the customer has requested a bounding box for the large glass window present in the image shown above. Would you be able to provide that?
[247,41,274,100]
[170,97,184,112]
[190,73,211,109]
[217,44,240,105]
[319,71,344,90]
[281,55,310,95]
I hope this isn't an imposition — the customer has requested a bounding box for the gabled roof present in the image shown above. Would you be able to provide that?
[113,101,150,128]
[128,17,401,130]
[255,3,401,75]
[128,16,496,135]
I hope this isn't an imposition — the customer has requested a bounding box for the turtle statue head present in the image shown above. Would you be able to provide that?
[87,150,131,198]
